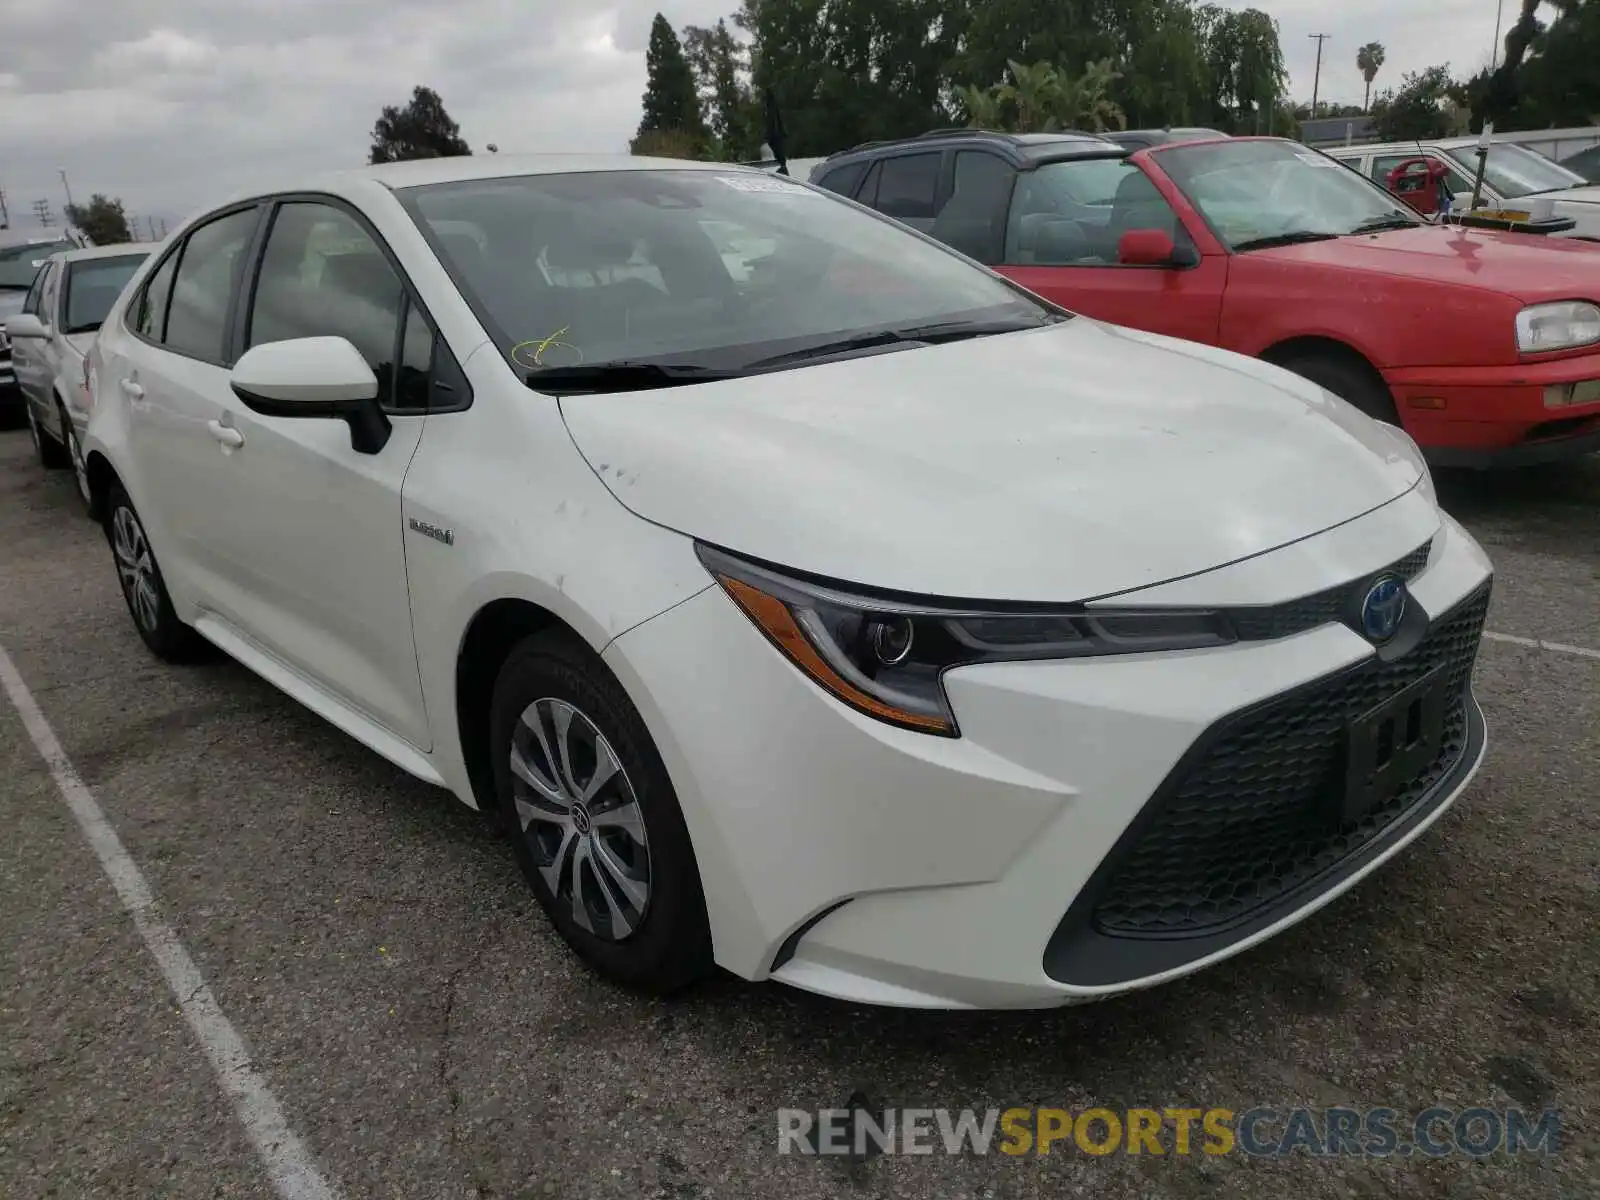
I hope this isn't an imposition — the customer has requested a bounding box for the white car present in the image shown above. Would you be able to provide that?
[6,243,151,505]
[82,155,1493,1009]
[1326,137,1600,239]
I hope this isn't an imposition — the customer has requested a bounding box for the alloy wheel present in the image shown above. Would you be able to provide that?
[111,506,160,633]
[509,697,652,940]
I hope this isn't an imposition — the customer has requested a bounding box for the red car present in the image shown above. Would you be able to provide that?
[826,133,1600,466]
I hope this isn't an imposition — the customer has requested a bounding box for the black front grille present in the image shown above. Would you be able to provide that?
[1092,582,1489,939]
[1227,538,1433,641]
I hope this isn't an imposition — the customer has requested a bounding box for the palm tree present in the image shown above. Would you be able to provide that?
[955,83,1004,130]
[996,59,1069,132]
[1065,59,1127,132]
[1357,42,1386,112]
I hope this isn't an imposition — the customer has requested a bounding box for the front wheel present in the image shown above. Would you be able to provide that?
[1272,351,1400,426]
[104,484,209,662]
[489,629,713,994]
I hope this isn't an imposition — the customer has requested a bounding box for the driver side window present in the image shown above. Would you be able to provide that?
[1003,160,1192,267]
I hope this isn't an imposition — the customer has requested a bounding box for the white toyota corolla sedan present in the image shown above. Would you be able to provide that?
[82,155,1493,1010]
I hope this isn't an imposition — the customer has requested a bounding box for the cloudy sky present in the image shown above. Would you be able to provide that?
[0,0,1512,239]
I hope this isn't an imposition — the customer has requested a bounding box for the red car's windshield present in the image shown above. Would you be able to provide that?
[1155,140,1423,250]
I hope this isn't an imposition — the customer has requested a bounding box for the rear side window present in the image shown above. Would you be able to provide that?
[134,253,179,341]
[875,153,942,227]
[815,160,867,199]
[164,208,260,362]
[930,152,1015,264]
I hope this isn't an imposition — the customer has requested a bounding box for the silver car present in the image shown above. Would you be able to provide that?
[5,243,150,507]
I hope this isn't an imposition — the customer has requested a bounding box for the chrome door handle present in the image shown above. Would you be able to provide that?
[207,419,244,449]
[120,378,144,400]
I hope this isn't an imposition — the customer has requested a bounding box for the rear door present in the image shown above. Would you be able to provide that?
[111,205,265,605]
[994,157,1227,345]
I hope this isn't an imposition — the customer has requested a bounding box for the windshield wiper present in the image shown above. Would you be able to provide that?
[745,317,1064,370]
[1349,215,1422,234]
[524,360,742,395]
[1231,231,1341,252]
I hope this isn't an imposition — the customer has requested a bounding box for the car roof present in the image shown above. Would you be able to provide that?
[816,128,1121,172]
[1118,127,1229,143]
[1326,135,1508,156]
[47,243,155,265]
[178,155,786,222]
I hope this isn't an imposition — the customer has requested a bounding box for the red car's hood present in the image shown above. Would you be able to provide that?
[1253,225,1600,304]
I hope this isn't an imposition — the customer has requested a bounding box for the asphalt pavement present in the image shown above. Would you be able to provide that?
[1,425,1596,1199]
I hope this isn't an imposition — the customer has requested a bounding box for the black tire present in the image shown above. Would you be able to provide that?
[1273,351,1400,426]
[59,401,93,514]
[28,402,71,469]
[489,629,714,994]
[104,483,210,662]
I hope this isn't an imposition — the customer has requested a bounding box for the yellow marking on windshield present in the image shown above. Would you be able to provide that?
[512,326,583,369]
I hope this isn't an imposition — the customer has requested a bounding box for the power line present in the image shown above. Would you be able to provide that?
[1308,33,1331,116]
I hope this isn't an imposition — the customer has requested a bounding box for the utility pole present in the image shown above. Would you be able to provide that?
[1308,33,1331,118]
[0,187,9,230]
[59,170,75,216]
[147,216,159,241]
[32,199,53,228]
[1491,0,1505,70]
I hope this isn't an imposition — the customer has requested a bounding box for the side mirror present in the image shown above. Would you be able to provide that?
[5,313,50,340]
[1117,229,1197,267]
[230,336,391,455]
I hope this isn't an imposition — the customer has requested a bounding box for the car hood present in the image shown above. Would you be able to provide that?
[558,320,1423,602]
[1533,184,1600,205]
[1255,224,1600,304]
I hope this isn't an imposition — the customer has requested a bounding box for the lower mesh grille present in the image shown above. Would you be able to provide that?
[1092,582,1489,938]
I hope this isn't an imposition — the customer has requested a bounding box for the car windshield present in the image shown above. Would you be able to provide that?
[1441,142,1587,198]
[1155,139,1423,250]
[398,168,1060,387]
[62,253,148,333]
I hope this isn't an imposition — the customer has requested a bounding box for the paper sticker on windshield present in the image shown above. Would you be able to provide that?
[713,175,814,196]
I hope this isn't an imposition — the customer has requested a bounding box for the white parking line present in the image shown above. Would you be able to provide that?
[0,645,339,1200]
[1483,631,1600,661]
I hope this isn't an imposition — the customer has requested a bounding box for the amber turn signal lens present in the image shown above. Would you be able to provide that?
[717,575,954,734]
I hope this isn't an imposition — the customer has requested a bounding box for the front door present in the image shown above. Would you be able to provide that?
[993,157,1226,345]
[207,198,432,749]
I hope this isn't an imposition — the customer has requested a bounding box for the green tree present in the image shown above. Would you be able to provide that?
[1357,41,1386,112]
[64,194,132,245]
[1468,0,1599,130]
[682,19,759,159]
[637,13,709,154]
[1369,65,1458,141]
[368,86,470,163]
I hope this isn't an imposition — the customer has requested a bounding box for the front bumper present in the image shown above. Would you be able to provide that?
[606,497,1494,1010]
[1386,351,1600,468]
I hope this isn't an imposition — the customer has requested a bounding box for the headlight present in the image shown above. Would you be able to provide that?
[1515,301,1600,354]
[698,545,1234,736]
